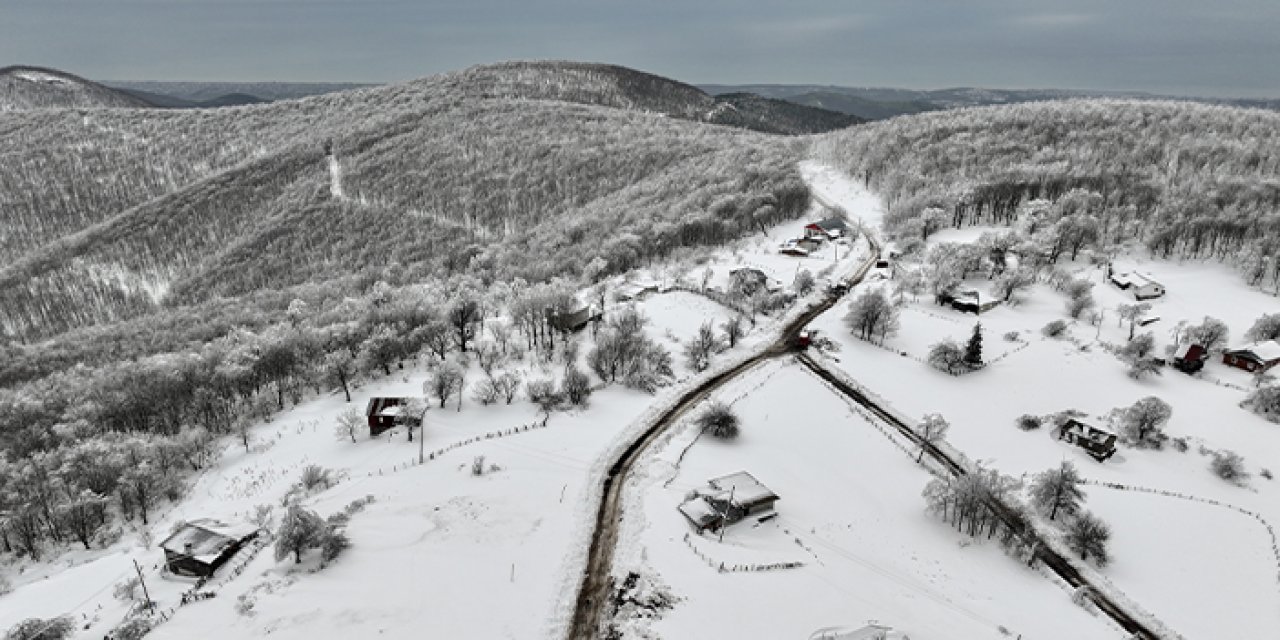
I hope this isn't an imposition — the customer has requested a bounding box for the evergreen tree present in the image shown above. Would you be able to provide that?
[963,322,984,368]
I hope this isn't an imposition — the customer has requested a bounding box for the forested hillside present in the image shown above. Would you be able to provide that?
[0,66,150,111]
[0,61,824,566]
[814,100,1280,287]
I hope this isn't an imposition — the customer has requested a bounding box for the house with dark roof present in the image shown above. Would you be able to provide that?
[1223,341,1280,373]
[804,217,851,241]
[1058,419,1117,461]
[365,397,422,437]
[678,471,779,533]
[160,519,259,578]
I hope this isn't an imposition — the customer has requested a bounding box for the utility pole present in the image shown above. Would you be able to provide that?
[417,409,426,464]
[133,559,154,613]
[717,485,736,544]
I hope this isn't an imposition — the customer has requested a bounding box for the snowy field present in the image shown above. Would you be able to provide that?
[0,162,876,639]
[615,361,1119,640]
[809,232,1280,638]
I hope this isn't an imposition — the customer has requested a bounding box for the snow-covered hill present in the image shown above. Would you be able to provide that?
[0,66,150,111]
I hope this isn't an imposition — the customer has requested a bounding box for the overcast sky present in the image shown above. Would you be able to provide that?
[3,0,1278,97]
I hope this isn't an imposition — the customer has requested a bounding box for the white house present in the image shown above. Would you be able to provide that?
[1108,270,1165,300]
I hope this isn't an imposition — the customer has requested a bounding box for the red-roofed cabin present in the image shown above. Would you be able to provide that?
[1171,344,1208,374]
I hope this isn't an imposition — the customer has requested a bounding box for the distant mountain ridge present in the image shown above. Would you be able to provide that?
[700,83,1280,120]
[0,65,151,111]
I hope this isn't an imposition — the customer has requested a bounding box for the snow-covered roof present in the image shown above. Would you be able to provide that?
[379,405,404,417]
[1173,343,1207,361]
[810,217,850,232]
[1230,341,1280,363]
[1063,420,1115,444]
[159,519,258,563]
[709,471,778,507]
[677,497,720,528]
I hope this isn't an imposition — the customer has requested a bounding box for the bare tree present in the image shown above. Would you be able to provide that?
[334,406,363,443]
[721,315,745,348]
[844,289,899,342]
[914,413,950,462]
[683,321,721,372]
[1116,303,1152,341]
[426,363,465,409]
[696,402,740,440]
[1115,396,1172,447]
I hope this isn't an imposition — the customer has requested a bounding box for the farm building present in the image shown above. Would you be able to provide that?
[946,288,1001,315]
[547,302,600,332]
[678,471,779,533]
[1058,419,1118,461]
[1222,341,1280,373]
[1171,343,1209,374]
[1108,270,1166,300]
[804,217,851,240]
[159,519,259,578]
[366,397,423,437]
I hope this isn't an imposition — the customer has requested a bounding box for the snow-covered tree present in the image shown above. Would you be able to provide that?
[683,321,721,372]
[1064,511,1111,567]
[844,289,899,343]
[1185,316,1229,352]
[561,366,592,406]
[1115,396,1172,447]
[927,340,967,375]
[1245,313,1280,343]
[1211,450,1249,483]
[274,504,327,564]
[1029,461,1085,521]
[721,315,745,349]
[915,413,950,462]
[426,362,465,409]
[1116,303,1153,341]
[1242,385,1280,423]
[334,406,363,443]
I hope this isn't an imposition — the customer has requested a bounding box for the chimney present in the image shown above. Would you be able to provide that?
[184,542,193,555]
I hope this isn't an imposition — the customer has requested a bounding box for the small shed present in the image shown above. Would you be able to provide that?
[804,217,851,241]
[1109,271,1165,300]
[160,520,259,578]
[1058,419,1117,461]
[1171,343,1208,374]
[366,397,422,437]
[678,471,779,532]
[1223,341,1280,373]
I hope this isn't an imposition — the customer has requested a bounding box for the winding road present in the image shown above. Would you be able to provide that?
[567,189,1164,640]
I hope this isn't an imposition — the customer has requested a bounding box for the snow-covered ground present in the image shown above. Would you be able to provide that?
[615,361,1118,639]
[0,162,876,639]
[809,230,1280,638]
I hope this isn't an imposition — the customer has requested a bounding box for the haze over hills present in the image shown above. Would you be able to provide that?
[0,65,151,111]
[701,83,1280,120]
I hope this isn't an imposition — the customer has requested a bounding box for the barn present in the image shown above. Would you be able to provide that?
[1171,343,1209,374]
[1108,270,1166,300]
[160,520,259,578]
[948,288,1001,315]
[1058,419,1117,461]
[547,302,600,332]
[365,397,422,436]
[678,471,779,532]
[1222,341,1280,373]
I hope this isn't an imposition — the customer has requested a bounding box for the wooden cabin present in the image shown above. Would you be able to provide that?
[1223,341,1280,373]
[1059,419,1117,461]
[365,397,422,437]
[804,217,851,241]
[1171,343,1208,374]
[160,520,259,578]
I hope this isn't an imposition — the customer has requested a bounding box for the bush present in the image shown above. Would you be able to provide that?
[561,366,593,406]
[320,527,351,563]
[4,616,74,640]
[300,465,334,492]
[696,402,740,440]
[1016,414,1042,431]
[1241,386,1280,423]
[111,616,156,640]
[1042,320,1068,338]
[472,378,501,405]
[1171,437,1189,453]
[526,378,562,411]
[1003,331,1020,342]
[1211,451,1250,483]
[1261,469,1273,481]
